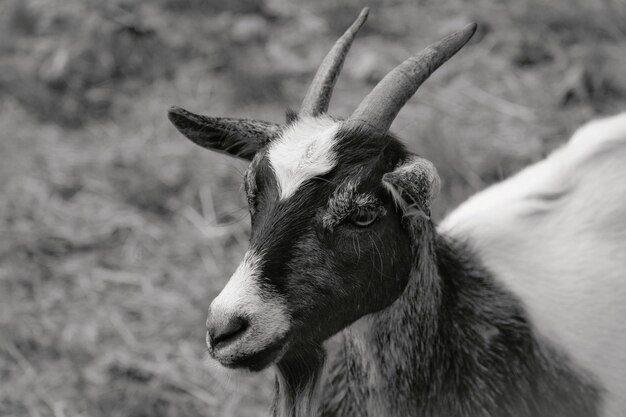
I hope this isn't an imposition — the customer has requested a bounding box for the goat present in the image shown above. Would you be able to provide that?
[168,8,626,417]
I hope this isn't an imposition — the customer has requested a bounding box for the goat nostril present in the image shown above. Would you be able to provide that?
[208,315,249,350]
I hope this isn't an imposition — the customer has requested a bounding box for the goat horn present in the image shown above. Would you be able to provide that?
[346,22,477,136]
[299,8,369,117]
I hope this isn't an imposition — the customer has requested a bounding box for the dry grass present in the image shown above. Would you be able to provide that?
[1,0,624,416]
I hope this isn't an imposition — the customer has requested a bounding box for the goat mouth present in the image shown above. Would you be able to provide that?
[210,337,288,372]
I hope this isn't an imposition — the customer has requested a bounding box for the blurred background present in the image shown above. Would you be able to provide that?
[1,0,625,416]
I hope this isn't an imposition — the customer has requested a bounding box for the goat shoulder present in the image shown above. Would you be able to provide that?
[440,112,626,416]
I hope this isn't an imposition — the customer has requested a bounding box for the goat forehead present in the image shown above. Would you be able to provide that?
[267,116,340,200]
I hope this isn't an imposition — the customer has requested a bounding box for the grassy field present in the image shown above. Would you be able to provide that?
[1,0,625,416]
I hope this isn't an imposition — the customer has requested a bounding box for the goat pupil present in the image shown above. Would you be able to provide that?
[351,208,377,227]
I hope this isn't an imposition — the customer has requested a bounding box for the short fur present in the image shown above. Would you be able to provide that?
[268,116,340,200]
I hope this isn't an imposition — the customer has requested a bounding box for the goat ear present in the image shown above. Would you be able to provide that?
[168,106,282,160]
[382,155,440,218]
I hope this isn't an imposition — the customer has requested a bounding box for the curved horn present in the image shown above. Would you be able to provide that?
[299,8,369,117]
[346,23,477,135]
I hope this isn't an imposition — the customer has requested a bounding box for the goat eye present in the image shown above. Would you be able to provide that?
[349,208,378,227]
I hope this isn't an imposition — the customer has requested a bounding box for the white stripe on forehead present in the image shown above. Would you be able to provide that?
[268,116,340,200]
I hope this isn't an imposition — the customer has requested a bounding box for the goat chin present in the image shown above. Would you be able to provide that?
[203,353,262,389]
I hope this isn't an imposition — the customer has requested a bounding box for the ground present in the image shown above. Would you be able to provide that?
[1,0,625,416]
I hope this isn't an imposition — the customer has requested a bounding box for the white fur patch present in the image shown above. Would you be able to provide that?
[440,113,626,416]
[209,250,290,358]
[268,116,340,200]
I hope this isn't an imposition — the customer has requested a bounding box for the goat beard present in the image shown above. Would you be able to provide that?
[272,344,326,417]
